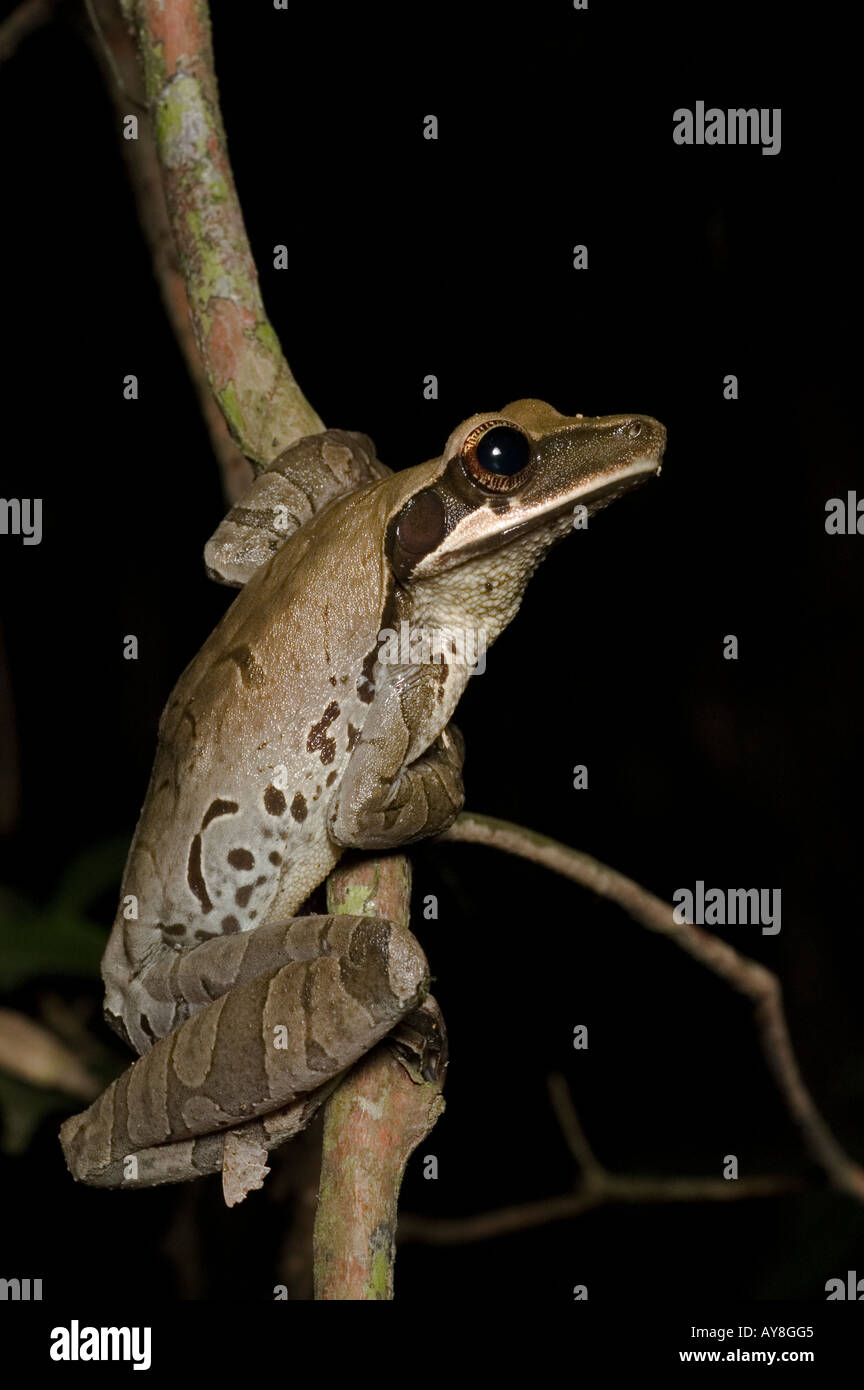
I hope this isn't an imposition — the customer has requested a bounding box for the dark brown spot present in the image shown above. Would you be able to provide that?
[235,882,255,906]
[291,791,308,822]
[347,722,360,750]
[163,922,186,936]
[255,875,266,886]
[249,911,257,920]
[307,701,340,765]
[269,851,282,865]
[326,770,338,787]
[227,847,255,871]
[194,929,216,942]
[187,834,213,913]
[221,915,240,933]
[264,784,287,816]
[356,649,377,704]
[329,674,337,686]
[485,581,493,593]
[202,798,239,830]
[435,660,449,700]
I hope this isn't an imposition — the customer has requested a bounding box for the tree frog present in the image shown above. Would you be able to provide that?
[60,400,665,1189]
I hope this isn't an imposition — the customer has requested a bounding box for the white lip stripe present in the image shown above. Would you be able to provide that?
[427,455,661,569]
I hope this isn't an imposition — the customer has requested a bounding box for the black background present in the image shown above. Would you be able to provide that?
[1,0,862,1306]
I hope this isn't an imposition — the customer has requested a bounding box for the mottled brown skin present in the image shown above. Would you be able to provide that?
[61,403,665,1189]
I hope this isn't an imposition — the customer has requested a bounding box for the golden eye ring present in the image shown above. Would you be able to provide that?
[460,420,533,493]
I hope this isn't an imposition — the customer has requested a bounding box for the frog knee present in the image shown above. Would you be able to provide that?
[382,919,430,1007]
[335,915,429,1021]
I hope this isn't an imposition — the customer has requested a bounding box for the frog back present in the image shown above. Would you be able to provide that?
[119,468,421,955]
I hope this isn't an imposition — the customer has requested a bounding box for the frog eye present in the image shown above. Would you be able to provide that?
[627,421,643,438]
[460,421,532,492]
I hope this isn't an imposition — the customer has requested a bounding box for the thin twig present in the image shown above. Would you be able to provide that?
[399,1072,804,1246]
[0,0,60,65]
[437,812,864,1201]
[547,1071,602,1176]
[399,1175,803,1245]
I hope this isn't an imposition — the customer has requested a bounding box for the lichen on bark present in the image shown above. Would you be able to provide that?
[128,0,323,466]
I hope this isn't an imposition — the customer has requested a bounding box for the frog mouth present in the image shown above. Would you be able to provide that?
[466,454,662,554]
[401,435,665,581]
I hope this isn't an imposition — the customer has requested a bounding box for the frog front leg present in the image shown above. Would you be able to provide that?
[329,663,466,851]
[60,912,429,1187]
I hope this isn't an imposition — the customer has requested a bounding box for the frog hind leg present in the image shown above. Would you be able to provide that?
[60,913,428,1187]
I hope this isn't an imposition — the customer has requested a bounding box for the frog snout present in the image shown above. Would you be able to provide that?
[628,415,667,466]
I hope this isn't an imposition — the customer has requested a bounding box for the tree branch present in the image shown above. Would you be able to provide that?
[437,812,864,1201]
[87,0,253,500]
[312,855,446,1300]
[399,1073,804,1246]
[120,0,323,465]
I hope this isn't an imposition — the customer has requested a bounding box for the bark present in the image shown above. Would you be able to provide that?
[312,856,446,1300]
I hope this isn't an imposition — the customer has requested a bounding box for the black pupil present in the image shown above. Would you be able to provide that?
[476,426,530,476]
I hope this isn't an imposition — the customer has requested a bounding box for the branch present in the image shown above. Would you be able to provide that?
[87,0,253,501]
[437,812,864,1201]
[312,855,446,1300]
[0,0,60,65]
[399,1074,804,1246]
[120,0,323,465]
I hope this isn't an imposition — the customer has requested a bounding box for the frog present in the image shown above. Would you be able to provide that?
[59,399,666,1190]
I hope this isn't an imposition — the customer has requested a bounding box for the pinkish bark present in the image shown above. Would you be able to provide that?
[125,0,323,466]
